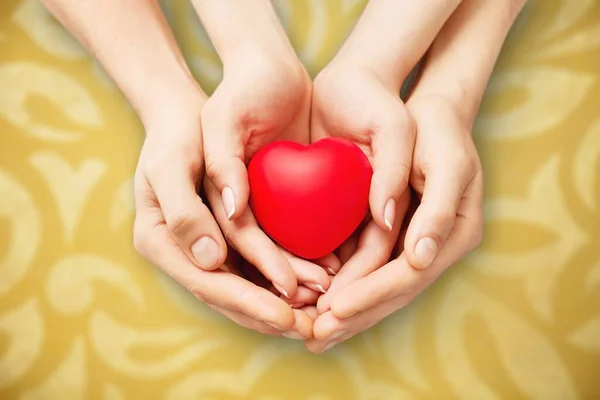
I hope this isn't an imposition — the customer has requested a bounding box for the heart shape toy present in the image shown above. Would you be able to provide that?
[248,137,373,259]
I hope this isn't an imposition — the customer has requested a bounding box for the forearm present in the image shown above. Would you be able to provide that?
[190,0,296,66]
[41,0,202,124]
[335,0,463,89]
[409,0,527,124]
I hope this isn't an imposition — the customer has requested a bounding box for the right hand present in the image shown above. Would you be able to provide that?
[132,88,323,339]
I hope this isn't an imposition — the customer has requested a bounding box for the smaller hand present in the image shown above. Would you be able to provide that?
[310,61,414,315]
[306,98,483,353]
[201,50,335,301]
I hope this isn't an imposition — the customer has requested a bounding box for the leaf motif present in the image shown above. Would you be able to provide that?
[30,151,107,243]
[438,281,578,400]
[379,304,429,391]
[573,118,600,213]
[46,254,145,314]
[102,384,126,400]
[166,341,413,400]
[569,313,600,352]
[90,311,222,378]
[0,62,103,142]
[535,23,600,59]
[475,67,594,140]
[0,300,44,388]
[0,169,41,294]
[480,220,559,254]
[20,337,87,400]
[538,0,595,40]
[13,0,86,59]
[470,157,586,321]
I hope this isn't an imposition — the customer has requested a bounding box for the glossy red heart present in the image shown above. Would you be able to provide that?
[248,137,373,259]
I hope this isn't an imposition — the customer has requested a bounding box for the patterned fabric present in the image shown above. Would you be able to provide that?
[1,0,599,398]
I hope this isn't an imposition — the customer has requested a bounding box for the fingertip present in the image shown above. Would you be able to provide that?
[316,294,331,315]
[222,184,249,221]
[330,294,357,320]
[190,235,228,271]
[292,309,314,339]
[264,299,296,331]
[312,312,337,341]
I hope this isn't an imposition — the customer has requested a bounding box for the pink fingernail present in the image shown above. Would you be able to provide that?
[384,198,395,231]
[275,284,290,298]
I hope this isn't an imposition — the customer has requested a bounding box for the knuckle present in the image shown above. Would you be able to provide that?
[431,207,457,227]
[204,153,224,182]
[165,208,195,238]
[222,226,239,245]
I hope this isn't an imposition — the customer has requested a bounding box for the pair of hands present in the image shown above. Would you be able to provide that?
[43,0,524,353]
[133,18,486,353]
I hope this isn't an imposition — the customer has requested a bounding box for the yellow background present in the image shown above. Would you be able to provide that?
[1,0,600,398]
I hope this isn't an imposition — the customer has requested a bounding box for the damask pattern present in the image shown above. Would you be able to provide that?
[1,0,599,398]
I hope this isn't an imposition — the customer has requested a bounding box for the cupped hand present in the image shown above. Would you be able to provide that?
[305,0,525,353]
[310,60,414,315]
[306,97,483,353]
[132,89,317,340]
[199,51,336,301]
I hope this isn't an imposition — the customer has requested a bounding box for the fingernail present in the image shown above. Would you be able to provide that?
[319,342,337,353]
[384,198,395,231]
[274,284,290,298]
[328,331,346,341]
[415,237,439,268]
[290,303,305,309]
[283,331,305,340]
[326,268,336,275]
[191,236,220,269]
[306,283,326,294]
[222,186,235,219]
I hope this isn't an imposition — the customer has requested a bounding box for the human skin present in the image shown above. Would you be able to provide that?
[307,0,527,353]
[41,0,332,340]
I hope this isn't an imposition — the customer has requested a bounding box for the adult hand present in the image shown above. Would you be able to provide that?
[306,0,526,353]
[311,0,465,313]
[192,0,334,302]
[133,90,317,339]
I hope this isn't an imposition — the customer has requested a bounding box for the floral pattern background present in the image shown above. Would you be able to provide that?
[1,0,599,398]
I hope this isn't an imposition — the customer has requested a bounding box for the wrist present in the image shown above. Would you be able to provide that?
[192,0,296,65]
[138,78,207,136]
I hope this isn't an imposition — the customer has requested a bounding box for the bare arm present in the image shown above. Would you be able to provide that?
[41,0,202,124]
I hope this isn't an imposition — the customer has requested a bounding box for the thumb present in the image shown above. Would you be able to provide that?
[369,109,415,232]
[201,112,250,221]
[147,156,227,271]
[404,166,471,269]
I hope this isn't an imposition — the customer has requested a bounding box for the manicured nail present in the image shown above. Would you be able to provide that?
[222,186,235,219]
[274,284,290,298]
[320,342,337,353]
[283,331,305,340]
[306,283,326,294]
[415,237,439,268]
[191,236,219,269]
[384,198,395,231]
[326,268,336,275]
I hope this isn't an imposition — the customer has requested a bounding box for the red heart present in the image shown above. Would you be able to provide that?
[248,137,373,259]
